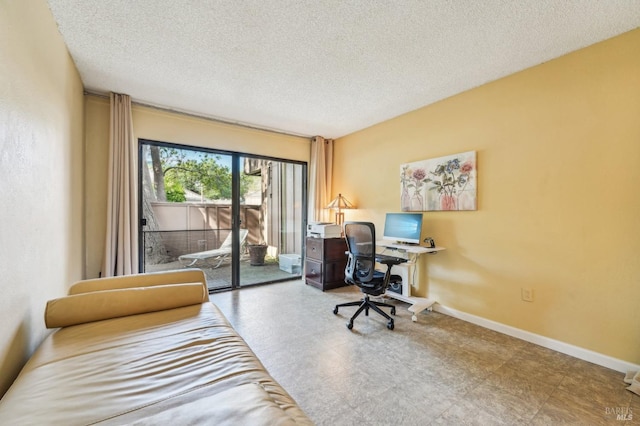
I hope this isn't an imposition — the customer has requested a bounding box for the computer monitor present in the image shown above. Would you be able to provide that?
[382,213,423,245]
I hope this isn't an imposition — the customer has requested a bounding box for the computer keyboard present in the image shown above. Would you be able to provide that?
[375,253,408,263]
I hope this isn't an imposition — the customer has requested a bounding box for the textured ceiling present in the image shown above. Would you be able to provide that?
[47,1,640,138]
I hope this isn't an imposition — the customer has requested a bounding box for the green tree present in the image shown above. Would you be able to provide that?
[176,155,233,200]
[164,177,186,202]
[149,147,256,203]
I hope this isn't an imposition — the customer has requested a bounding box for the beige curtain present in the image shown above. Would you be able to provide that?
[102,93,139,277]
[308,136,333,222]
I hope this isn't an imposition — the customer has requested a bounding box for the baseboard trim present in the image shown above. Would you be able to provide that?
[432,304,640,374]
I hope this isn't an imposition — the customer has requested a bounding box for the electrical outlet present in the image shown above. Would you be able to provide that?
[521,288,534,302]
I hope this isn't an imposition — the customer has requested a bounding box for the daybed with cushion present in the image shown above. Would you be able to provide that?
[0,269,312,425]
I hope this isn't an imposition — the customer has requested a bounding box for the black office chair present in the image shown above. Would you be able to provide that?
[333,222,406,330]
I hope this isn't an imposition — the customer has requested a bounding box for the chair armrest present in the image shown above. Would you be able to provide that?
[377,256,408,266]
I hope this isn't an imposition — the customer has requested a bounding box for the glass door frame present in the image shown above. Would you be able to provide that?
[138,138,307,291]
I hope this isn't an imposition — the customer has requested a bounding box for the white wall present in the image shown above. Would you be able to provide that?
[0,0,85,396]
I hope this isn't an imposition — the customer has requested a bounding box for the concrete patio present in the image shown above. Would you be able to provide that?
[145,255,301,291]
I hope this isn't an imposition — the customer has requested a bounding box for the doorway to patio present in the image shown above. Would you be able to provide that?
[139,140,306,291]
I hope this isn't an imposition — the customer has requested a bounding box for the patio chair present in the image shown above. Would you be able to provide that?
[178,229,249,268]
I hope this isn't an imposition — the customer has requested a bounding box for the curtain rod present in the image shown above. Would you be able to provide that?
[84,90,312,140]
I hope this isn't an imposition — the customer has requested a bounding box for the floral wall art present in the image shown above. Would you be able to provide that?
[400,151,477,211]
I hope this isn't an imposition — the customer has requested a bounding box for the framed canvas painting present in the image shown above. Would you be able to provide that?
[400,151,477,211]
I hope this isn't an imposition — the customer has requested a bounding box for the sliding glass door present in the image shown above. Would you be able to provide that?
[139,140,306,291]
[238,156,305,287]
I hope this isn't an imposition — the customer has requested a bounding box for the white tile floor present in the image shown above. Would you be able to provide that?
[210,281,638,425]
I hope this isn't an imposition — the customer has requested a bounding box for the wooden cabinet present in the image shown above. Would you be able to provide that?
[305,237,347,291]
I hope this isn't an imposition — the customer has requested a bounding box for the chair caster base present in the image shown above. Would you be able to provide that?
[335,295,396,331]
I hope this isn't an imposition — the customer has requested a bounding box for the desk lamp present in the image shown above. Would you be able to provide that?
[325,193,355,227]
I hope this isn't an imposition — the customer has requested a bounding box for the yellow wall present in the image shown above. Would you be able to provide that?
[84,97,310,278]
[334,29,640,364]
[0,0,85,396]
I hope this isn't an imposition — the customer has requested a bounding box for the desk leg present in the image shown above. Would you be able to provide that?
[384,291,436,322]
[407,299,436,322]
[379,244,443,322]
